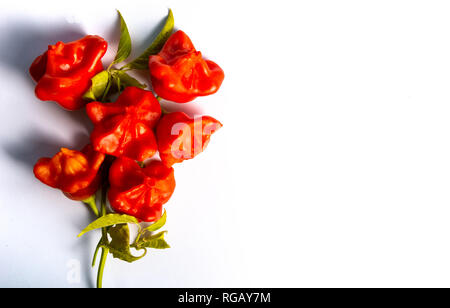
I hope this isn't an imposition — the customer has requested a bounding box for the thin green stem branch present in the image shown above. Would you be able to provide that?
[92,238,102,267]
[96,186,109,288]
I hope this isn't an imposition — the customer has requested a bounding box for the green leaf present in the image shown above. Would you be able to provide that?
[108,224,131,251]
[133,231,170,250]
[112,70,147,91]
[106,224,146,263]
[123,9,174,70]
[142,210,167,233]
[82,70,110,101]
[106,245,146,263]
[112,10,132,65]
[77,214,139,237]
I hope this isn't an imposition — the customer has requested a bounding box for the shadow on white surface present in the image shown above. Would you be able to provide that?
[3,131,90,169]
[0,19,85,78]
[0,18,96,170]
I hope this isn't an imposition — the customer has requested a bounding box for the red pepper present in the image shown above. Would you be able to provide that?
[108,157,176,222]
[156,112,222,166]
[149,30,225,103]
[30,35,107,110]
[33,144,105,201]
[86,86,161,162]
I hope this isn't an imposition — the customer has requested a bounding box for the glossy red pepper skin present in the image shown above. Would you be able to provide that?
[108,157,176,222]
[30,35,107,110]
[86,86,161,162]
[149,30,225,103]
[33,144,105,201]
[156,112,222,167]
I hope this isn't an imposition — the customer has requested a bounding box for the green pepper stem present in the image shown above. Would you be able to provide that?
[97,246,109,288]
[83,195,99,217]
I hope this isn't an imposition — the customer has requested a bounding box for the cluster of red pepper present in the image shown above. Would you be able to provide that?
[30,10,223,287]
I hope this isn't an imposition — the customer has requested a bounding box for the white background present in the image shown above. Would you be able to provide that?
[1,0,450,287]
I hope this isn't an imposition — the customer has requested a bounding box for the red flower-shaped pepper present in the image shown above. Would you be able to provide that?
[86,86,161,162]
[33,144,105,201]
[108,157,176,222]
[30,35,107,110]
[156,112,222,167]
[149,30,225,103]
